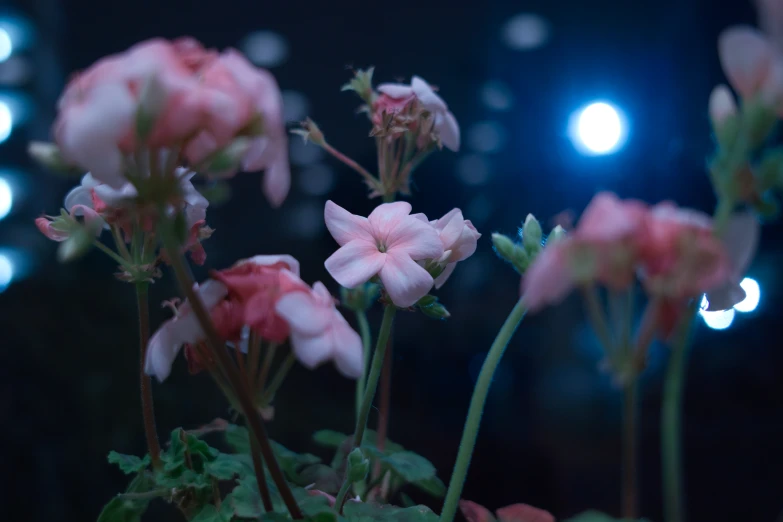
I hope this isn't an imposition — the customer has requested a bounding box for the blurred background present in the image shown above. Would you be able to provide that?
[1,0,782,520]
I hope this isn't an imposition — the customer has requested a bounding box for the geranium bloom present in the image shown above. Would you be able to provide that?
[323,201,443,307]
[376,76,460,151]
[35,204,103,242]
[412,209,481,288]
[54,38,290,206]
[459,500,554,522]
[275,282,363,378]
[522,192,649,311]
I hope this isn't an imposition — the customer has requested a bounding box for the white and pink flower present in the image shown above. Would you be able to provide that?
[412,208,481,288]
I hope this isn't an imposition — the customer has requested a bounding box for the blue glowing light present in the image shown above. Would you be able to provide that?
[570,101,626,155]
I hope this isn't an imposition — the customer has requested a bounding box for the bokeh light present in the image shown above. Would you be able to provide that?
[572,102,624,155]
[281,90,310,123]
[0,253,13,292]
[297,163,335,196]
[734,277,760,313]
[0,176,12,219]
[699,296,736,330]
[0,99,12,142]
[466,121,507,154]
[502,14,550,51]
[241,31,289,68]
[480,80,514,112]
[456,154,491,186]
[0,28,11,62]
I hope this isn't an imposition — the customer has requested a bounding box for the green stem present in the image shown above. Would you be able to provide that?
[258,342,278,392]
[159,218,303,519]
[355,310,371,419]
[260,352,297,405]
[353,305,396,448]
[334,478,353,514]
[581,284,614,354]
[439,299,527,522]
[135,283,162,470]
[622,378,638,519]
[662,302,697,522]
[93,241,134,269]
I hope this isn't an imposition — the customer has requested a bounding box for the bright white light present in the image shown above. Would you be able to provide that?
[0,100,11,143]
[0,253,13,292]
[0,28,11,62]
[700,307,735,330]
[734,277,760,313]
[575,102,623,154]
[0,177,11,219]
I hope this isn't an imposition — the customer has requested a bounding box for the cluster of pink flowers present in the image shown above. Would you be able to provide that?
[145,256,363,381]
[522,192,759,336]
[323,201,480,307]
[54,37,289,206]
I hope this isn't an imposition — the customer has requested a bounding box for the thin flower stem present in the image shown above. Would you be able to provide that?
[260,352,297,405]
[135,283,162,470]
[353,304,396,449]
[93,240,134,269]
[334,478,353,514]
[355,310,371,419]
[247,332,262,389]
[159,219,303,519]
[322,141,379,190]
[258,342,278,393]
[374,335,393,484]
[622,378,638,519]
[439,298,527,522]
[111,225,133,262]
[581,284,615,355]
[249,434,275,512]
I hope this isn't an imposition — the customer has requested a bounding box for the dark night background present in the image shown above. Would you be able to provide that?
[1,0,782,520]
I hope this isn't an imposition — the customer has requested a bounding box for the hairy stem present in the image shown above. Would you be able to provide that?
[439,299,527,522]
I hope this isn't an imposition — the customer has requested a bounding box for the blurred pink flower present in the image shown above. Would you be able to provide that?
[459,500,554,522]
[412,208,481,288]
[703,212,759,311]
[276,282,363,378]
[35,204,103,242]
[323,201,443,307]
[376,76,460,151]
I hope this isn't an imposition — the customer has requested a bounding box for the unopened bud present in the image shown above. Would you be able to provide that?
[709,85,740,149]
[346,448,370,483]
[341,283,380,312]
[291,118,325,146]
[418,296,451,320]
[28,142,82,176]
[521,214,543,254]
[492,232,529,275]
[136,74,167,141]
[546,225,567,245]
[743,95,778,149]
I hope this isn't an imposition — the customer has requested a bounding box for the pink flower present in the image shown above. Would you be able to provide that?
[276,282,363,378]
[376,76,460,151]
[211,255,309,342]
[412,208,481,288]
[35,204,104,242]
[522,193,649,312]
[323,201,444,307]
[709,84,739,127]
[703,211,759,311]
[145,279,230,381]
[459,500,554,522]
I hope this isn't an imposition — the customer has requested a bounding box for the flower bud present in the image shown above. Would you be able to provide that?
[341,283,380,312]
[28,142,82,176]
[346,448,370,483]
[709,86,740,151]
[341,67,375,104]
[492,232,529,275]
[521,214,543,255]
[546,225,567,245]
[136,74,167,141]
[291,118,326,147]
[420,300,451,320]
[743,95,778,150]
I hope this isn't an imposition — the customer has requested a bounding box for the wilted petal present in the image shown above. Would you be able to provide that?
[35,217,70,242]
[705,282,746,312]
[324,200,374,245]
[325,240,386,288]
[93,182,138,206]
[718,26,775,98]
[459,501,496,522]
[379,251,434,307]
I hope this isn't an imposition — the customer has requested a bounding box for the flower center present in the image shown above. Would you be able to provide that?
[378,243,387,253]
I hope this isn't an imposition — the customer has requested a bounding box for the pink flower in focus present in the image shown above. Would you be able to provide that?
[459,500,554,522]
[522,193,649,312]
[376,76,460,151]
[145,279,229,381]
[211,256,308,342]
[412,208,481,288]
[276,282,363,378]
[323,201,444,307]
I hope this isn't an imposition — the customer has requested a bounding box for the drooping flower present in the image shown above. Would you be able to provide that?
[323,201,444,307]
[35,204,104,242]
[275,282,363,378]
[412,208,481,288]
[459,500,554,522]
[522,192,649,311]
[376,76,460,151]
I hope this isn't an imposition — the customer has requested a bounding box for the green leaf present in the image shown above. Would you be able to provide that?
[107,452,151,475]
[312,430,347,448]
[231,477,285,518]
[564,511,652,522]
[297,464,341,494]
[96,497,149,522]
[191,505,229,522]
[362,449,435,483]
[271,439,322,484]
[154,468,212,490]
[343,502,439,522]
[411,475,446,497]
[206,452,252,480]
[225,424,252,453]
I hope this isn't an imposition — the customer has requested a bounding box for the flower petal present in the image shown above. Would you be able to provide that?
[718,26,775,98]
[459,501,496,522]
[144,323,183,382]
[496,504,555,522]
[385,215,444,260]
[705,282,746,311]
[331,316,364,379]
[276,291,332,336]
[379,251,434,307]
[289,332,333,370]
[324,200,374,246]
[262,144,291,208]
[368,201,413,241]
[521,243,575,312]
[433,262,456,289]
[64,185,94,212]
[437,110,461,152]
[722,211,759,278]
[240,255,300,275]
[325,240,386,288]
[377,83,415,99]
[411,76,447,111]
